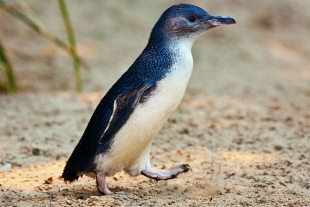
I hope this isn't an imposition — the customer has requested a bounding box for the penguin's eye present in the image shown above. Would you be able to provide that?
[188,14,200,22]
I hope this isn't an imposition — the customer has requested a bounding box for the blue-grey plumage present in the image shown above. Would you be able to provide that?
[62,3,235,195]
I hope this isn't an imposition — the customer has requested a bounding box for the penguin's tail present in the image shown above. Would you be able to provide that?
[62,154,84,182]
[62,160,81,182]
[62,142,94,182]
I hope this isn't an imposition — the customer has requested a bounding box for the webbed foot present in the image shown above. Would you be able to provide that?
[141,164,190,181]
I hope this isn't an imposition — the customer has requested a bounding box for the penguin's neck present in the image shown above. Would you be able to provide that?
[147,37,194,74]
[166,38,194,77]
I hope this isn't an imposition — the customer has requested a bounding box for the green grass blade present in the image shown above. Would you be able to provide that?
[58,0,82,92]
[15,0,44,29]
[0,0,89,70]
[0,37,17,93]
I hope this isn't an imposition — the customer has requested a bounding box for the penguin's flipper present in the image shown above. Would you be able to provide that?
[99,83,154,144]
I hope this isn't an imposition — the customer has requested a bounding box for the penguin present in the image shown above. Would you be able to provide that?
[62,3,236,195]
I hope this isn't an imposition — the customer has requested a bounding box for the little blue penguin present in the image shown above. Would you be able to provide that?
[62,3,235,195]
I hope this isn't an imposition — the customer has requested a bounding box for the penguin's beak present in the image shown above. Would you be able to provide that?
[207,15,236,27]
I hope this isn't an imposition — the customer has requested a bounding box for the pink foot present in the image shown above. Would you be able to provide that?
[141,164,190,181]
[96,173,126,195]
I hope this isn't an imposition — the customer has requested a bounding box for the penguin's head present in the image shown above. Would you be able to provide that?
[150,4,236,42]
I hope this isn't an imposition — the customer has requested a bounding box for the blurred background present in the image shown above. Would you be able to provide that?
[1,0,309,98]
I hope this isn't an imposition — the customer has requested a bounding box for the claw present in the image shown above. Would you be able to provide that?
[181,164,190,172]
[171,174,177,178]
[115,191,127,195]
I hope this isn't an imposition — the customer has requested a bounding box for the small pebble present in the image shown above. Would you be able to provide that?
[65,200,72,205]
[0,163,12,171]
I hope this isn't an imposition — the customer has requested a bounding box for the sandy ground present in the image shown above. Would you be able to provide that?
[1,0,310,206]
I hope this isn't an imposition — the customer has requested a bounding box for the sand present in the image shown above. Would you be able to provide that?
[0,0,309,206]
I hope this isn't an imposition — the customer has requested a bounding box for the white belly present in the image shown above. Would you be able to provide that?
[94,41,194,176]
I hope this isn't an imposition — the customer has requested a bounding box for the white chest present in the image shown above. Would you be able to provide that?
[94,40,194,176]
